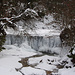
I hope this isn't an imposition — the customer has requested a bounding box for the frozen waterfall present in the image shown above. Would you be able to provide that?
[5,35,63,54]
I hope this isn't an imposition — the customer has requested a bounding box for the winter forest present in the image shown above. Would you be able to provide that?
[0,0,75,75]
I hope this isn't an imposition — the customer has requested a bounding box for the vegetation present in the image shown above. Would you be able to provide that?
[67,44,75,66]
[44,0,75,46]
[0,23,6,51]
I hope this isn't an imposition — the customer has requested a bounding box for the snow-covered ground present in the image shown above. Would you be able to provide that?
[0,43,75,75]
[0,44,37,75]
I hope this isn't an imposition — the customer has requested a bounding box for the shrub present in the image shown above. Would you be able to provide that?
[67,44,75,66]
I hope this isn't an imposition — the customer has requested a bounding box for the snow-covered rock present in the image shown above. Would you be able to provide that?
[21,67,46,75]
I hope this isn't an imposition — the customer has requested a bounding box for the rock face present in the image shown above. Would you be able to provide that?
[60,27,75,46]
[5,35,62,54]
[60,28,72,41]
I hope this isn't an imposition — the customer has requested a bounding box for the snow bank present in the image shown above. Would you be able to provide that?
[21,67,46,75]
[0,44,75,75]
[28,55,60,71]
[0,44,37,75]
[0,56,22,75]
[58,67,75,75]
[28,29,60,36]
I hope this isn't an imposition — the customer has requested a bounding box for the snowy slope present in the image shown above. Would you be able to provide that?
[5,14,61,36]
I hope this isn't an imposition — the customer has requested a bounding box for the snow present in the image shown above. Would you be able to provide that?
[0,44,75,75]
[26,15,61,36]
[0,44,37,75]
[72,49,75,54]
[39,47,62,54]
[28,55,60,71]
[28,29,60,36]
[25,8,38,16]
[44,14,54,24]
[35,63,57,71]
[2,44,36,58]
[4,14,61,36]
[5,22,60,36]
[5,27,17,34]
[21,67,46,75]
[58,67,75,75]
[1,21,6,26]
[72,47,75,54]
[0,57,22,75]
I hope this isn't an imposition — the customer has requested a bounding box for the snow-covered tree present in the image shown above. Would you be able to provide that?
[0,23,6,51]
[67,44,75,66]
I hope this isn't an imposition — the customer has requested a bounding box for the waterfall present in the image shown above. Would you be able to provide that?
[5,35,63,54]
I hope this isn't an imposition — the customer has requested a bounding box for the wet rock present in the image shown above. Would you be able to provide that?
[46,70,52,75]
[65,66,71,68]
[51,60,54,62]
[19,58,29,67]
[39,60,42,63]
[56,64,64,69]
[47,59,50,61]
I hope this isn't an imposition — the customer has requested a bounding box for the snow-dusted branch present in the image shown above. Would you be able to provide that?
[0,8,38,28]
[0,8,38,21]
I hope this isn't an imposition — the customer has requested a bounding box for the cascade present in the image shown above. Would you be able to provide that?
[5,34,63,54]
